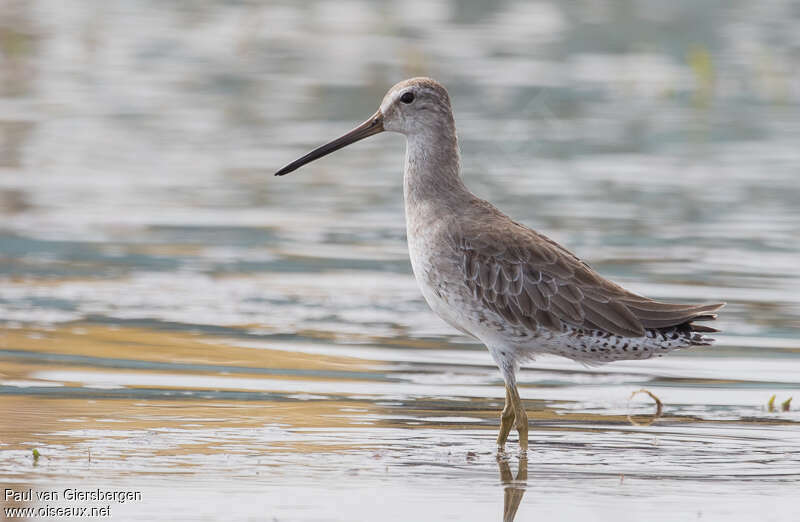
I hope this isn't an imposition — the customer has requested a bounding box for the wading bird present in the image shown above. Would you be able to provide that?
[275,78,724,451]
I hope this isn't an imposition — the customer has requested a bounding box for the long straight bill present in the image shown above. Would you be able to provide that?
[274,111,384,176]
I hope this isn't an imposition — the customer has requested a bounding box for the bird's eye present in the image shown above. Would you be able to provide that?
[400,92,415,104]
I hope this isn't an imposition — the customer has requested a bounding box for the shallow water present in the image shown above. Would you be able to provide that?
[1,0,800,520]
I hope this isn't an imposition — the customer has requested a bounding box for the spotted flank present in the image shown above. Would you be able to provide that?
[542,323,718,364]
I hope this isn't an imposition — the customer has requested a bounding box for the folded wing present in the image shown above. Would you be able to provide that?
[459,227,724,338]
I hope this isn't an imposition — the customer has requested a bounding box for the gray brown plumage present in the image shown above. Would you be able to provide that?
[457,208,722,340]
[275,77,725,451]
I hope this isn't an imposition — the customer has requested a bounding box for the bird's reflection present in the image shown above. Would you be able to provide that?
[497,455,527,522]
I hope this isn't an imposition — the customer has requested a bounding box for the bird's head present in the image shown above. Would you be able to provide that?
[379,77,454,135]
[274,77,453,176]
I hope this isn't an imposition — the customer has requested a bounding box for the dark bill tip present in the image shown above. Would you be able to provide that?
[274,111,384,176]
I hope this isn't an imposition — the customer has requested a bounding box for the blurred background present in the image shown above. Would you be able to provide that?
[1,1,799,521]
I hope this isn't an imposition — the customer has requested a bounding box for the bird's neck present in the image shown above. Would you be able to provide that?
[403,125,470,216]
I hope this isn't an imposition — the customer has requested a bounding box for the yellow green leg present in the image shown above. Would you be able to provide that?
[508,384,528,452]
[497,386,515,448]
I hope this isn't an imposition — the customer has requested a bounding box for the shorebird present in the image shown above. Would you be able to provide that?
[275,78,724,451]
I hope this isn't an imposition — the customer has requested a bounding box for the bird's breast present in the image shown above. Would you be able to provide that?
[405,214,476,336]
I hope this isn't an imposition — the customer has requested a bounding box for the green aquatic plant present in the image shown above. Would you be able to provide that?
[767,395,792,412]
[688,44,715,108]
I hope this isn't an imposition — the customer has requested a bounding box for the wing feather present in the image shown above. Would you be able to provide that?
[459,229,723,337]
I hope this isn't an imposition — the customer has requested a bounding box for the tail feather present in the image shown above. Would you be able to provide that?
[646,302,725,347]
[625,300,725,330]
[689,324,719,333]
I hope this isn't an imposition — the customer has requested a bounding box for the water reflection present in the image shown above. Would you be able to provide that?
[498,456,528,522]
